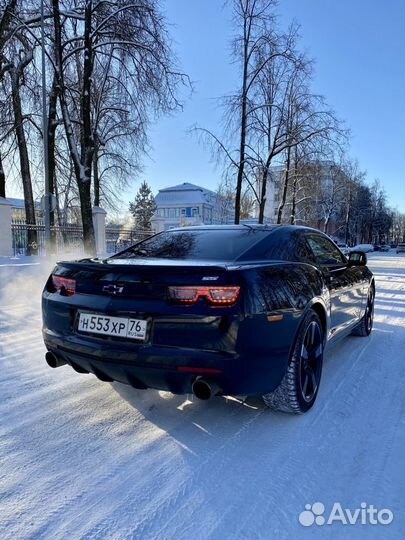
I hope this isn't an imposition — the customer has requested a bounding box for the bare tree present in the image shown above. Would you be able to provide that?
[196,5,343,225]
[391,210,405,244]
[250,25,303,223]
[215,180,234,224]
[230,0,281,224]
[270,69,343,225]
[196,0,289,223]
[339,159,365,244]
[0,152,5,197]
[215,177,254,222]
[318,163,347,234]
[1,9,39,252]
[51,0,188,253]
[0,0,16,54]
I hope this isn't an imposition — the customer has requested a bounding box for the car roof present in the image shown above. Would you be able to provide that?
[166,224,321,234]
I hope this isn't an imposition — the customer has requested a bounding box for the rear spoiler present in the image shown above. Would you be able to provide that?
[55,258,233,273]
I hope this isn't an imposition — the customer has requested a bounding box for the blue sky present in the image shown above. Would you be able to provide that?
[137,0,405,212]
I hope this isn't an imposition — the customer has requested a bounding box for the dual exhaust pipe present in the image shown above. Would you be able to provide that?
[45,351,67,369]
[191,377,221,401]
[45,352,220,400]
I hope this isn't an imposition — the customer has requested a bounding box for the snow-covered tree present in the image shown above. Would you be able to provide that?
[0,0,38,252]
[51,0,189,252]
[129,181,156,230]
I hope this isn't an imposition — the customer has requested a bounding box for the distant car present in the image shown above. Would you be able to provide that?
[42,225,375,415]
[351,244,374,253]
[373,244,381,251]
[380,245,390,252]
[396,243,405,254]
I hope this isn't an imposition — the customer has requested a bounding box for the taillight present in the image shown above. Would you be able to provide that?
[51,275,76,296]
[168,286,240,305]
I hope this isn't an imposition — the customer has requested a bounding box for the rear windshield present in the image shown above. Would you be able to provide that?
[110,228,272,261]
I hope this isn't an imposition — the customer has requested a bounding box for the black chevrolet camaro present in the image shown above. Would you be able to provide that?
[42,225,374,414]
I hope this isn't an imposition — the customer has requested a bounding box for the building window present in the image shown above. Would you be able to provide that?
[192,208,199,217]
[175,208,180,217]
[168,208,175,218]
[181,208,186,216]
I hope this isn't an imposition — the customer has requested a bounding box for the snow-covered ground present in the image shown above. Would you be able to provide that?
[0,253,404,540]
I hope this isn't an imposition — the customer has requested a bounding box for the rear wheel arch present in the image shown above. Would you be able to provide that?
[283,301,327,368]
[262,309,324,413]
[310,302,327,339]
[352,279,375,337]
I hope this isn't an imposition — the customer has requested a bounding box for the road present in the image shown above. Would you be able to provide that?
[0,253,404,540]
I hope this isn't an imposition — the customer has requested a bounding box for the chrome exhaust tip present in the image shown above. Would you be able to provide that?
[192,377,221,400]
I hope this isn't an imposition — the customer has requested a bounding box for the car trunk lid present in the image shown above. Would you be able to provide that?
[51,258,238,301]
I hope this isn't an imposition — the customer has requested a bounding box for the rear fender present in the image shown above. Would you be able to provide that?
[243,262,325,315]
[304,297,330,343]
[235,263,328,384]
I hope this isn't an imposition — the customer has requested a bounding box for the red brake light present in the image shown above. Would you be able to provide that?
[51,275,76,296]
[168,286,240,305]
[209,288,240,303]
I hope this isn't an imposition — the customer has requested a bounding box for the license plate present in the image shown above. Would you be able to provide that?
[78,313,147,340]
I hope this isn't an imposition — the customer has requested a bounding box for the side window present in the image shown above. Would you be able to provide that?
[294,235,316,264]
[253,235,293,261]
[306,234,346,266]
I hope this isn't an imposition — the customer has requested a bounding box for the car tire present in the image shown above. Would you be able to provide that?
[262,310,324,414]
[351,287,374,337]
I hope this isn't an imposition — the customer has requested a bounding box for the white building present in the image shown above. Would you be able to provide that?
[254,161,336,224]
[6,198,42,221]
[253,166,284,222]
[151,182,233,232]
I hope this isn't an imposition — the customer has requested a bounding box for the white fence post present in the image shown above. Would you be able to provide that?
[151,216,165,233]
[92,206,107,258]
[0,198,13,256]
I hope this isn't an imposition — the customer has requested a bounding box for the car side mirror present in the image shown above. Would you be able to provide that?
[348,251,367,267]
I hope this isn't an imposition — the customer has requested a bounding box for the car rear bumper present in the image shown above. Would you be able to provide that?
[43,327,287,396]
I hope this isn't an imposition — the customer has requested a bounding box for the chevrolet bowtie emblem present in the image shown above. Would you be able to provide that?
[102,284,124,295]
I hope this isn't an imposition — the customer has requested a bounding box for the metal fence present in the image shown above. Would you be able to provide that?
[11,221,85,256]
[11,221,153,257]
[105,227,153,254]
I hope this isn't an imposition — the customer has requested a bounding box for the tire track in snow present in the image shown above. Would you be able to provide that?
[125,407,266,540]
[1,254,404,540]
[51,398,264,540]
[171,337,378,540]
[135,256,405,540]
[225,257,405,540]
